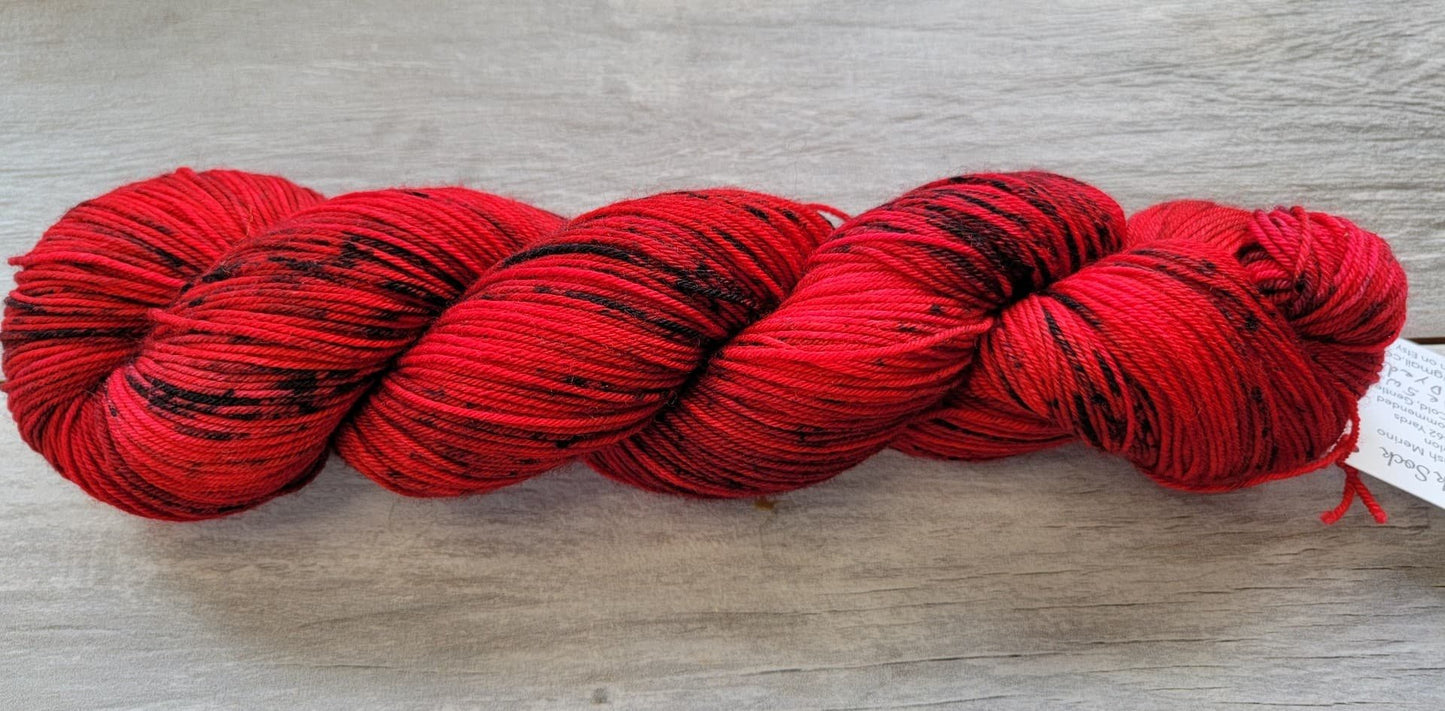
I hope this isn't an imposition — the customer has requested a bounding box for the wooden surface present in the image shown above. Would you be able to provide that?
[2,1,1443,709]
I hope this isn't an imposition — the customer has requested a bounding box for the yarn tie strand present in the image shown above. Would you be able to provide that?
[2,169,1408,522]
[1323,465,1388,525]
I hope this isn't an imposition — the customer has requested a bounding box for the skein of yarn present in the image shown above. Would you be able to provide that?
[2,169,1408,523]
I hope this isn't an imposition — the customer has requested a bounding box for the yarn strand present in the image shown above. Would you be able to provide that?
[1322,465,1389,525]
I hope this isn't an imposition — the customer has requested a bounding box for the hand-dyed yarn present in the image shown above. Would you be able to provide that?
[2,169,1407,522]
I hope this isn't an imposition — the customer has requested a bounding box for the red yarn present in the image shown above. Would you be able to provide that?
[2,169,1408,522]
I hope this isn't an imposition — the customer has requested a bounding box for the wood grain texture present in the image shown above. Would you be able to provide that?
[1,1,1442,709]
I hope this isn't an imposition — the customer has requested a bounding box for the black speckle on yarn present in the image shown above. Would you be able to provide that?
[925,418,999,441]
[1045,308,1119,438]
[561,374,589,387]
[504,241,641,268]
[1100,405,1128,447]
[199,265,234,283]
[960,177,1100,272]
[1119,369,1160,449]
[1073,393,1103,448]
[917,243,999,300]
[361,324,414,341]
[331,378,367,396]
[1049,291,1103,328]
[1353,300,1387,331]
[928,304,946,316]
[136,218,175,238]
[562,289,705,343]
[998,363,1034,412]
[174,424,248,441]
[2,296,37,313]
[1092,223,1113,260]
[950,190,1034,235]
[277,372,319,396]
[341,230,465,293]
[404,190,430,199]
[143,242,185,270]
[1125,250,1253,323]
[672,267,756,314]
[379,279,448,308]
[1094,352,1122,397]
[705,226,769,277]
[1019,191,1078,268]
[268,255,326,275]
[335,239,365,269]
[128,372,262,417]
[948,175,1015,196]
[6,326,148,342]
[862,221,911,234]
[366,305,424,322]
[1242,314,1261,332]
[923,199,1037,300]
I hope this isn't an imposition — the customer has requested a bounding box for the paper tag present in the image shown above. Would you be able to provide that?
[1346,338,1445,509]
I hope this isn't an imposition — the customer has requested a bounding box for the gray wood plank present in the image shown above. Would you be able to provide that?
[1,1,1442,709]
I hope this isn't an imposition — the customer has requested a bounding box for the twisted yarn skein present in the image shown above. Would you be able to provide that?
[2,169,1408,522]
